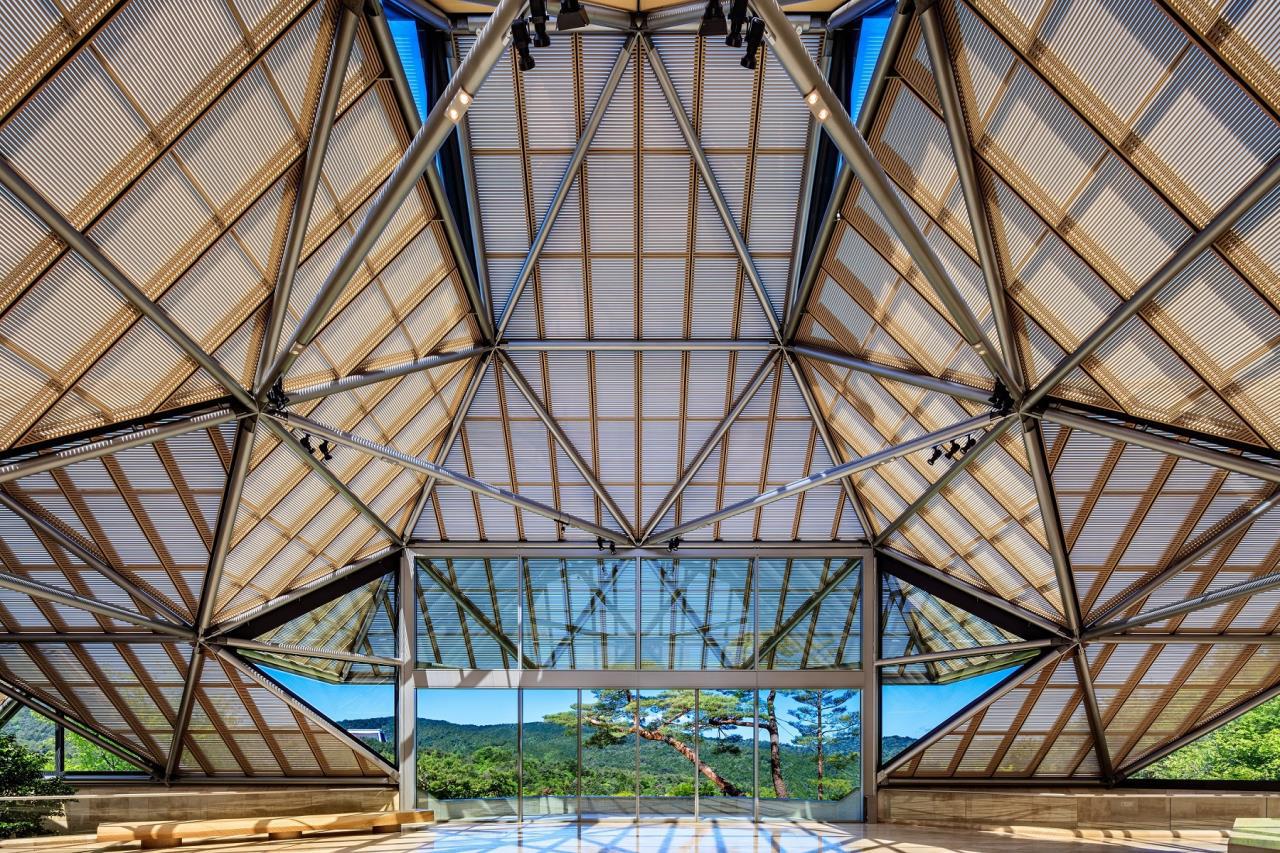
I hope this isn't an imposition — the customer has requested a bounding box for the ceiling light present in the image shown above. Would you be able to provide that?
[741,17,764,70]
[529,0,551,46]
[300,434,315,456]
[927,446,942,466]
[699,0,727,37]
[446,89,473,122]
[512,19,536,71]
[962,435,977,454]
[556,0,590,31]
[944,440,962,460]
[319,440,334,462]
[804,89,830,121]
[725,0,747,47]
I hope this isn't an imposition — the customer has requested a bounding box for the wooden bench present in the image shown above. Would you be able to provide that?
[96,810,434,849]
[1230,817,1280,852]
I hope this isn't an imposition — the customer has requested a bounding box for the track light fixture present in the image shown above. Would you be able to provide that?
[962,435,977,454]
[927,446,943,466]
[699,0,727,37]
[512,19,536,71]
[300,434,315,455]
[725,0,747,47]
[741,17,764,70]
[318,440,334,462]
[944,440,963,460]
[666,537,681,553]
[556,0,590,31]
[596,536,617,555]
[529,0,551,46]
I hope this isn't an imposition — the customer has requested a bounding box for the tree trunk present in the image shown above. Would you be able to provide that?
[765,690,787,799]
[634,726,744,797]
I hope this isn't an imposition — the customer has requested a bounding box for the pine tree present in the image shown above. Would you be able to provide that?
[788,689,855,800]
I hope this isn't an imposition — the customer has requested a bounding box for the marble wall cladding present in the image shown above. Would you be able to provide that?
[880,788,1274,832]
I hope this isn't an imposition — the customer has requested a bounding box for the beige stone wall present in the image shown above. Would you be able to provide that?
[4,784,397,834]
[879,787,1273,832]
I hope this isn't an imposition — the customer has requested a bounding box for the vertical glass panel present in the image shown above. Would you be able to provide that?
[417,558,520,669]
[850,9,893,117]
[640,559,753,670]
[579,689,637,818]
[636,690,696,817]
[416,688,518,820]
[759,690,862,821]
[1,708,55,772]
[521,689,579,819]
[262,666,395,762]
[525,558,636,669]
[696,689,755,819]
[758,558,861,670]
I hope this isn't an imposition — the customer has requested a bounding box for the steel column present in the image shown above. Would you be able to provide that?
[645,35,782,340]
[1086,572,1280,639]
[254,4,359,390]
[860,551,879,819]
[919,4,1022,387]
[0,490,185,625]
[0,159,256,411]
[641,352,779,541]
[164,644,205,781]
[1023,157,1280,411]
[365,4,493,344]
[1043,408,1280,485]
[877,637,1061,667]
[874,419,1016,546]
[1088,487,1280,628]
[791,343,993,404]
[502,339,777,352]
[257,416,405,545]
[647,413,1000,545]
[1073,644,1114,783]
[285,347,485,403]
[417,556,533,668]
[397,549,417,808]
[827,0,894,29]
[494,35,636,339]
[196,418,256,636]
[1022,417,1082,635]
[498,352,635,540]
[260,0,524,392]
[753,0,1018,395]
[0,409,240,485]
[278,411,624,542]
[0,572,193,638]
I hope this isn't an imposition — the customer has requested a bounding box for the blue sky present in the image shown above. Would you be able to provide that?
[267,667,1014,742]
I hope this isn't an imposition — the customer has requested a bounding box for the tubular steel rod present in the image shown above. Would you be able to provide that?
[1023,417,1082,635]
[0,490,185,625]
[0,158,256,411]
[364,4,493,344]
[753,0,1017,394]
[876,637,1061,668]
[641,353,780,541]
[645,34,782,341]
[258,416,405,546]
[0,572,194,638]
[1098,634,1280,644]
[195,418,256,636]
[647,414,1000,545]
[215,637,401,668]
[278,411,624,543]
[791,343,993,404]
[1043,408,1280,485]
[502,339,777,352]
[285,347,485,403]
[494,35,636,339]
[255,5,359,390]
[919,5,1022,388]
[1023,156,1280,411]
[261,0,524,393]
[1073,644,1114,782]
[164,645,205,781]
[417,556,533,668]
[1086,572,1280,640]
[741,556,862,670]
[874,419,1016,546]
[0,410,240,486]
[827,0,894,29]
[498,352,635,541]
[0,633,182,643]
[1088,487,1280,628]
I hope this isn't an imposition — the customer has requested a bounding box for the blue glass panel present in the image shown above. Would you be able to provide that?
[849,11,892,118]
[387,10,429,120]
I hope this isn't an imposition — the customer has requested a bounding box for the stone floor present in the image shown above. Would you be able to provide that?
[0,820,1232,852]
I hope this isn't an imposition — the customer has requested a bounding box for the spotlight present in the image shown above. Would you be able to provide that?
[300,434,315,455]
[725,0,747,47]
[512,19,535,71]
[556,0,590,31]
[944,440,962,460]
[927,446,942,466]
[666,537,681,553]
[741,17,764,70]
[962,435,977,454]
[319,440,334,462]
[529,0,551,46]
[699,0,727,36]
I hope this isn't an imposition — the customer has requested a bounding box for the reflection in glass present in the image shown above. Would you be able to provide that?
[696,689,755,819]
[417,558,520,669]
[522,690,579,818]
[636,690,695,816]
[263,666,394,763]
[757,559,861,670]
[416,688,518,820]
[640,559,752,669]
[579,689,637,818]
[525,559,636,669]
[759,689,861,821]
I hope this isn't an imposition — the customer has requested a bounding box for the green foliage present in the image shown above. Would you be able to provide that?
[0,734,74,839]
[1135,696,1280,781]
[786,690,858,800]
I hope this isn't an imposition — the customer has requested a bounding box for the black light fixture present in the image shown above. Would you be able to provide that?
[741,16,764,69]
[927,446,943,466]
[300,434,315,455]
[944,440,962,460]
[319,440,334,462]
[699,0,727,36]
[962,434,977,454]
[556,0,590,31]
[512,19,536,71]
[725,0,747,47]
[529,0,551,46]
